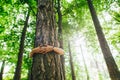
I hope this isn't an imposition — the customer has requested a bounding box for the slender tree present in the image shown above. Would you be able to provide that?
[13,9,30,80]
[57,0,65,79]
[0,60,5,80]
[87,0,120,80]
[90,52,103,80]
[68,41,76,80]
[31,0,64,80]
[80,45,89,80]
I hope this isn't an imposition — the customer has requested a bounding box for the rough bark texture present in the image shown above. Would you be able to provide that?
[0,60,5,80]
[87,0,120,80]
[31,0,64,80]
[13,9,30,80]
[57,0,65,79]
[68,42,76,80]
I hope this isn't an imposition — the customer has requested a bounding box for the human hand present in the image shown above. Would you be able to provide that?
[53,47,64,55]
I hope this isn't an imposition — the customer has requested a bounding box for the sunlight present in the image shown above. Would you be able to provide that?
[102,11,112,21]
[0,63,11,78]
[110,2,120,12]
[66,0,73,3]
[1,0,120,80]
[98,11,112,25]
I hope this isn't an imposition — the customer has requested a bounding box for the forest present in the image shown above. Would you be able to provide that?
[0,0,120,80]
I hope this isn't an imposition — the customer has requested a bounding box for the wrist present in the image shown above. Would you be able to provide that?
[53,46,54,50]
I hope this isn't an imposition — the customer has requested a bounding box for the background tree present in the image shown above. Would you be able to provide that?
[13,8,30,80]
[57,0,65,79]
[0,0,120,80]
[0,60,5,80]
[80,45,89,80]
[68,41,76,80]
[87,0,120,79]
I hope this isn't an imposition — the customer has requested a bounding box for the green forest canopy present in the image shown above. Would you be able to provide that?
[0,0,120,80]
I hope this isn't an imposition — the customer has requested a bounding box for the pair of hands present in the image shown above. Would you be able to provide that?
[30,45,64,57]
[30,45,53,57]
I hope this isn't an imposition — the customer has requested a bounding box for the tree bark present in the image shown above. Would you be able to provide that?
[68,41,76,80]
[87,0,120,80]
[13,9,30,80]
[0,60,5,80]
[31,0,64,80]
[57,0,65,79]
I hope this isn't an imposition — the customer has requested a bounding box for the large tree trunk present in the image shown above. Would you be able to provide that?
[87,0,120,80]
[31,0,64,80]
[13,9,30,80]
[0,60,5,80]
[57,0,65,79]
[68,41,76,80]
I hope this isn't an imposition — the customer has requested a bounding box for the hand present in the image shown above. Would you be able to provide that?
[29,46,46,57]
[53,47,64,55]
[29,45,64,58]
[42,45,54,53]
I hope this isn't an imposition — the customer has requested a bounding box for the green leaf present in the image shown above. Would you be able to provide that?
[0,25,5,33]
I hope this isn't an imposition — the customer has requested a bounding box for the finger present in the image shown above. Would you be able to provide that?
[44,44,47,47]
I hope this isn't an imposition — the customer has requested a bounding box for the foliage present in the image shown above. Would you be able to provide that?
[0,0,120,80]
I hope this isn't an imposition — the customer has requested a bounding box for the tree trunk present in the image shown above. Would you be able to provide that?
[13,9,30,80]
[57,0,65,79]
[0,60,5,80]
[87,0,120,80]
[95,59,103,80]
[31,0,64,80]
[28,69,31,80]
[91,53,103,80]
[68,41,76,80]
[80,45,89,80]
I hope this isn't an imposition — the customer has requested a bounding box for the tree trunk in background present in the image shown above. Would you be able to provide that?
[91,53,103,80]
[31,0,64,80]
[87,0,120,80]
[28,68,31,80]
[68,41,76,80]
[57,0,65,79]
[80,46,89,80]
[0,60,5,80]
[95,59,103,80]
[13,9,30,80]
